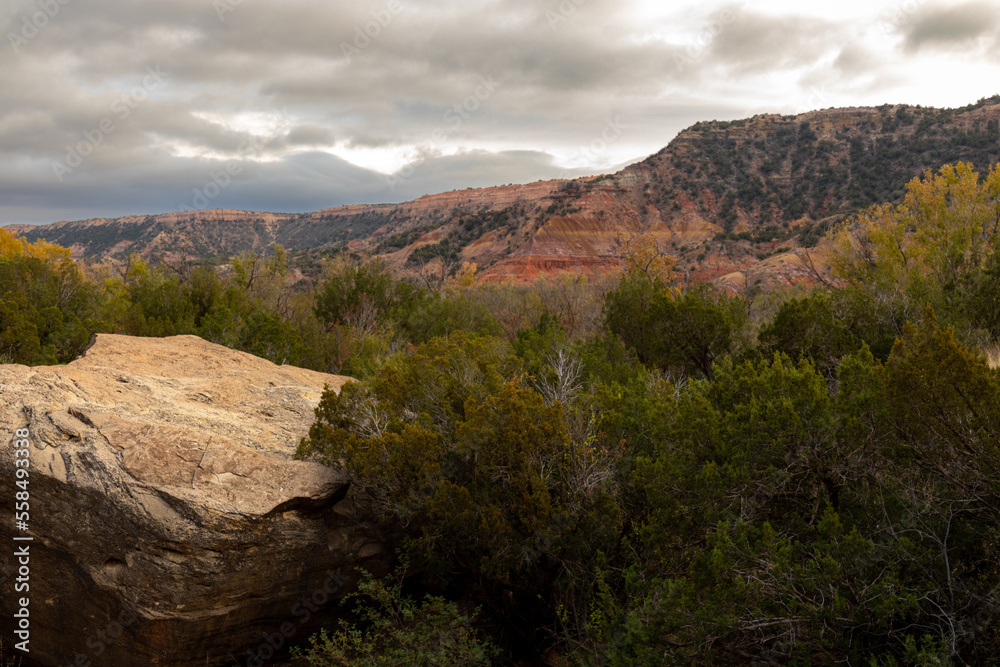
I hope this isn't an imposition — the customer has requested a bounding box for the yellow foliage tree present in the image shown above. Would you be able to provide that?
[444,261,478,290]
[829,162,1000,323]
[0,228,72,263]
[620,232,677,286]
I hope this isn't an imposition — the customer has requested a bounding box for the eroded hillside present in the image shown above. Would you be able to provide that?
[11,96,1000,290]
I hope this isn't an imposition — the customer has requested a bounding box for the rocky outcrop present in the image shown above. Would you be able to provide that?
[0,335,390,667]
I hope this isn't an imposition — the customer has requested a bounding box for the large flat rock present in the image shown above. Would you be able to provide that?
[0,335,390,667]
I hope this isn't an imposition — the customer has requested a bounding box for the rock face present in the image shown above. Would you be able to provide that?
[0,334,390,667]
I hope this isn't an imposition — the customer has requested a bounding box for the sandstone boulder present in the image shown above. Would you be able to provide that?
[0,335,390,667]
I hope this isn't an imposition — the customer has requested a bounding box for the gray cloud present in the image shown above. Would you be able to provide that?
[705,10,841,75]
[0,0,998,225]
[833,43,878,76]
[285,125,337,146]
[899,1,1000,53]
[0,147,573,224]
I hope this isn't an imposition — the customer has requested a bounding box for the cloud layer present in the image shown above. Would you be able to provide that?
[1,0,998,224]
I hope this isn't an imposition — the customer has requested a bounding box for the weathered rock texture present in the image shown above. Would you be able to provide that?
[0,334,389,667]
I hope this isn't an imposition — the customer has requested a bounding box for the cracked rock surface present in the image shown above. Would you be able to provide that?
[0,334,391,666]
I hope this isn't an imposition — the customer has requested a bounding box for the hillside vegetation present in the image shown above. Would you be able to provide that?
[3,163,1000,665]
[10,97,1000,289]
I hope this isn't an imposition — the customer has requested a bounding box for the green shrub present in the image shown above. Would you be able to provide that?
[293,568,495,667]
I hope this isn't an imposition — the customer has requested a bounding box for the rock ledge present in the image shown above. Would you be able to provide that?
[0,334,388,667]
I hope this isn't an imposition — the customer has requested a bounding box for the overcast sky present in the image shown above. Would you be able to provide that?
[2,0,999,225]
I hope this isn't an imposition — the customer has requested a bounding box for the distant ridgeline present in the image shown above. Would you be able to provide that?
[8,96,1000,283]
[658,95,1000,237]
